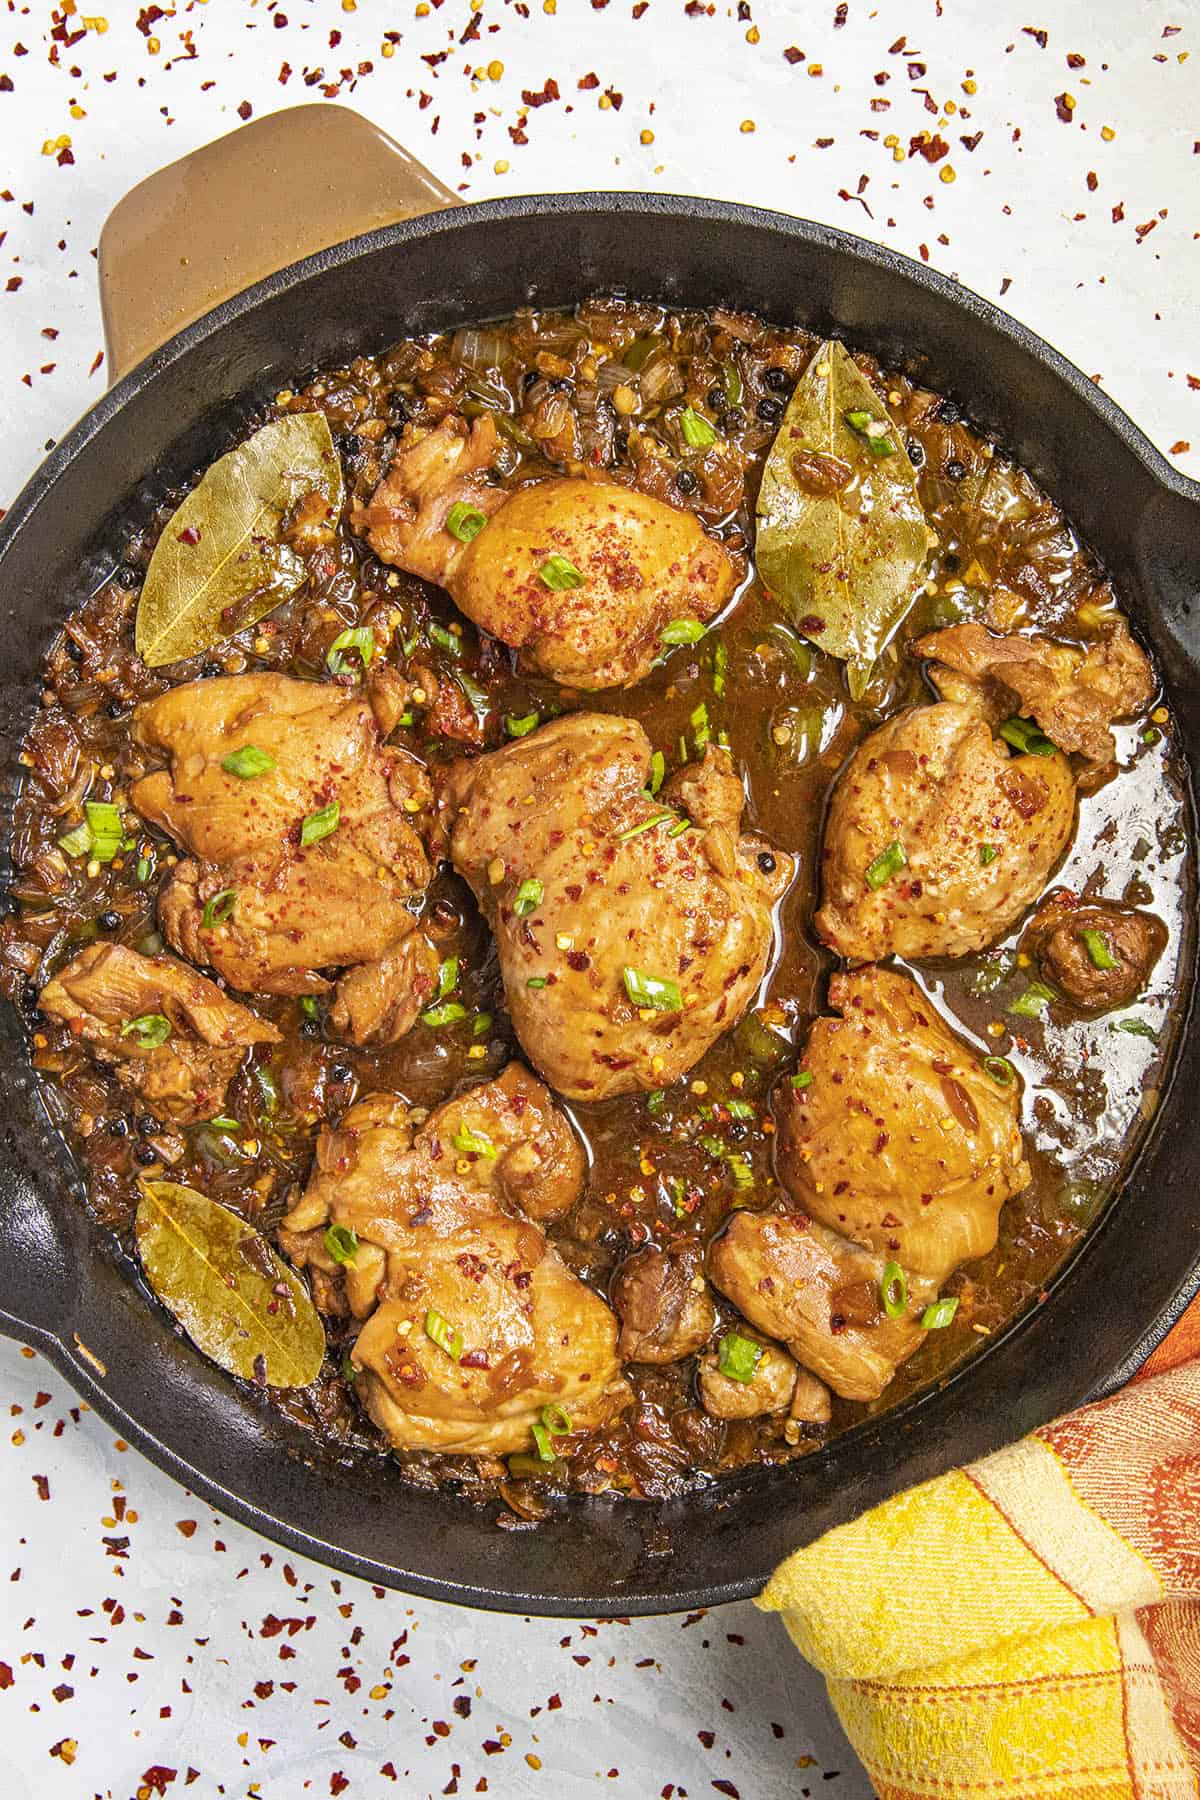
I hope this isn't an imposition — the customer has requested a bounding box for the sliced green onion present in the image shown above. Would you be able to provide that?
[505,712,539,738]
[421,1000,468,1028]
[979,844,998,866]
[616,811,674,843]
[999,716,1057,757]
[712,640,728,697]
[451,1124,498,1159]
[727,1155,754,1190]
[865,840,907,890]
[680,405,718,448]
[540,1402,572,1436]
[1141,726,1161,746]
[84,800,121,837]
[446,500,488,543]
[866,434,897,458]
[726,1099,754,1119]
[526,976,548,991]
[648,750,666,795]
[844,408,872,431]
[300,800,340,847]
[717,1331,763,1384]
[721,360,743,405]
[424,1308,463,1361]
[538,553,585,591]
[254,1063,280,1115]
[921,1296,959,1330]
[513,877,544,917]
[325,626,375,675]
[668,1175,687,1218]
[221,745,275,779]
[507,1450,561,1477]
[201,887,237,929]
[300,996,319,1019]
[1008,980,1057,1020]
[699,1134,726,1159]
[1080,928,1120,971]
[324,1223,359,1266]
[136,856,152,883]
[428,621,463,656]
[207,1116,241,1132]
[660,618,706,646]
[623,966,682,1012]
[119,1013,171,1049]
[983,1055,1016,1086]
[58,822,92,858]
[666,816,695,838]
[341,1352,358,1384]
[1111,1017,1157,1041]
[790,1069,814,1090]
[691,701,711,751]
[530,1421,556,1461]
[435,957,459,1000]
[880,1261,908,1320]
[646,1089,666,1115]
[472,1012,493,1038]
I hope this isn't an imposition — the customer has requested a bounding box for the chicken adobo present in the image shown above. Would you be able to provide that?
[4,297,1186,1509]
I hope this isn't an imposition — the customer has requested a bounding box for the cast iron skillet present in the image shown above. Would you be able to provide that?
[1,179,1199,1616]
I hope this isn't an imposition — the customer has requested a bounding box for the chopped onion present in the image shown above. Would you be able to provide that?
[639,353,684,406]
[595,359,639,394]
[451,327,507,371]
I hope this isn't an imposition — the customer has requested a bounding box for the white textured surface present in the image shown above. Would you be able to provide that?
[1,0,1196,1792]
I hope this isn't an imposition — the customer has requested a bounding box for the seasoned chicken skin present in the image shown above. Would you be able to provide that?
[442,713,794,1100]
[711,968,1030,1401]
[354,414,735,689]
[1023,890,1168,1013]
[279,1064,632,1457]
[610,1242,716,1365]
[914,620,1155,765]
[39,942,279,1124]
[815,701,1075,962]
[131,672,436,1034]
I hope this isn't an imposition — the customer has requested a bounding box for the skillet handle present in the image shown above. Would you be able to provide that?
[98,105,460,385]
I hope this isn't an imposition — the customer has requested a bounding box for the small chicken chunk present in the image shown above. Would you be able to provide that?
[1023,890,1168,1013]
[710,967,1029,1402]
[698,1336,800,1420]
[914,620,1155,765]
[279,1064,631,1457]
[326,935,442,1046]
[610,1243,716,1364]
[442,714,794,1099]
[816,701,1075,961]
[353,414,735,689]
[131,672,435,1035]
[39,942,280,1124]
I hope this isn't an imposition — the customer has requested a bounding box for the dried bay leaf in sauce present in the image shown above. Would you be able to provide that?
[755,339,929,700]
[135,1180,325,1388]
[135,413,344,667]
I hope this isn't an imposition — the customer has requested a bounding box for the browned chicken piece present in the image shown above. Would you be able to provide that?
[610,1242,716,1364]
[442,713,794,1099]
[131,672,434,1035]
[913,620,1155,765]
[1023,890,1168,1013]
[698,1336,800,1420]
[815,701,1075,961]
[38,942,280,1125]
[326,935,442,1046]
[278,1064,631,1457]
[353,414,736,689]
[711,967,1030,1401]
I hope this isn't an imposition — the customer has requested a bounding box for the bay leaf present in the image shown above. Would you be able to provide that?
[135,1180,325,1388]
[135,413,344,668]
[755,340,929,699]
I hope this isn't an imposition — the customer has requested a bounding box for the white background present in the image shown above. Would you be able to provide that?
[1,0,1196,1793]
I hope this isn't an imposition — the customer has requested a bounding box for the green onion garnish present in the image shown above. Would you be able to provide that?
[435,957,459,1000]
[300,800,340,847]
[207,1116,241,1132]
[722,361,743,405]
[513,877,544,916]
[221,745,275,779]
[680,406,718,448]
[538,553,584,591]
[1008,980,1057,1020]
[713,640,728,697]
[790,1070,814,1090]
[1111,1017,1157,1040]
[646,1090,666,1115]
[660,618,705,646]
[324,1223,359,1266]
[881,1260,908,1320]
[446,501,488,543]
[691,701,711,752]
[300,996,319,1019]
[666,816,695,838]
[57,822,92,858]
[979,844,998,866]
[921,1296,959,1330]
[424,1308,463,1361]
[472,1012,493,1038]
[84,800,123,862]
[623,966,682,1012]
[201,887,237,929]
[648,750,666,795]
[421,1001,468,1028]
[616,811,674,843]
[999,716,1056,757]
[983,1055,1016,1086]
[843,409,895,455]
[530,1421,556,1461]
[451,1125,498,1159]
[136,856,152,883]
[1080,928,1120,971]
[844,409,872,431]
[865,840,907,890]
[428,621,463,656]
[505,712,539,738]
[325,626,375,675]
[541,1402,572,1436]
[866,434,897,458]
[526,976,548,990]
[119,1013,171,1049]
[717,1331,763,1384]
[726,1099,754,1119]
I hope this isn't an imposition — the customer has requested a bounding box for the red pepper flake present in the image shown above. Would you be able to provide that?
[783,45,805,63]
[330,1777,350,1797]
[49,1739,77,1765]
[1187,375,1200,391]
[1053,92,1075,123]
[140,1769,177,1795]
[237,101,253,121]
[175,1519,197,1537]
[578,71,599,89]
[713,1783,741,1798]
[32,1474,49,1500]
[521,77,560,107]
[0,1664,10,1689]
[632,0,649,13]
[910,132,949,162]
[698,1729,716,1748]
[1023,25,1048,46]
[177,524,202,545]
[1135,218,1159,242]
[1170,440,1191,454]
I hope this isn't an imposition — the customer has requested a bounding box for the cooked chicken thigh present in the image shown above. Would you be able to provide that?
[610,1242,716,1364]
[1023,890,1168,1013]
[130,672,437,1036]
[815,701,1075,962]
[697,1337,802,1421]
[441,713,794,1100]
[278,1063,632,1457]
[39,942,280,1124]
[710,967,1029,1401]
[914,620,1154,765]
[354,414,735,688]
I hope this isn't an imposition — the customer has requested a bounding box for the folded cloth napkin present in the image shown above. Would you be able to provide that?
[758,1299,1200,1797]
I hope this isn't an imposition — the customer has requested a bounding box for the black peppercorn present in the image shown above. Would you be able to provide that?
[757,851,777,873]
[945,459,967,481]
[98,910,122,932]
[906,438,925,467]
[339,432,363,457]
[675,468,699,495]
[137,1114,157,1136]
[107,1117,129,1137]
[763,366,792,393]
[116,566,141,590]
[106,701,126,720]
[722,407,746,433]
[134,1144,159,1166]
[330,1063,353,1084]
[706,385,725,411]
[931,397,961,424]
[756,396,785,424]
[201,661,223,679]
[522,369,541,393]
[613,426,630,458]
[62,636,84,663]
